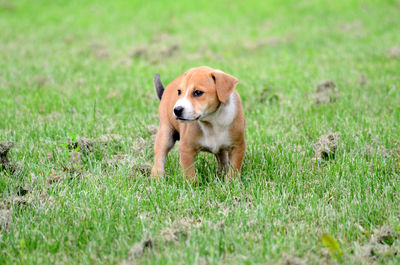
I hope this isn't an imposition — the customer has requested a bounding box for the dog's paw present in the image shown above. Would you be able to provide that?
[151,167,163,179]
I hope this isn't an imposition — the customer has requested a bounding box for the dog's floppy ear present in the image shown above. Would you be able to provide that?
[211,71,238,103]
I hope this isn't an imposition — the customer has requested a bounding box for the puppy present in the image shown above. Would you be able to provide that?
[151,66,245,182]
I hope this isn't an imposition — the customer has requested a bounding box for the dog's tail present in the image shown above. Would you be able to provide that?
[154,73,164,100]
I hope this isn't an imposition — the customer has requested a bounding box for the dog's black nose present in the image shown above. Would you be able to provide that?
[174,106,184,117]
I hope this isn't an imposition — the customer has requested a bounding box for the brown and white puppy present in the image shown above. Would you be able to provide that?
[151,66,245,182]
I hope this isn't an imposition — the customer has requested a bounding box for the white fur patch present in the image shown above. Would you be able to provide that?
[174,98,194,119]
[198,93,237,153]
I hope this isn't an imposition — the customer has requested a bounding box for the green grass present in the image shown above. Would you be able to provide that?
[1,0,400,264]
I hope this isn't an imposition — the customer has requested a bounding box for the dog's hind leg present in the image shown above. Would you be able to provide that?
[216,150,229,173]
[151,124,176,178]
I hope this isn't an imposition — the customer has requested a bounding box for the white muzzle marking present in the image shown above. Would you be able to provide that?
[174,97,197,121]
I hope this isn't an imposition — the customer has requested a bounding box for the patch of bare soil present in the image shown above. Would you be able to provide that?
[8,194,34,207]
[66,134,153,175]
[278,255,308,265]
[149,43,181,64]
[68,134,122,153]
[159,43,180,58]
[0,189,34,214]
[387,47,400,59]
[69,150,82,165]
[106,153,151,175]
[0,142,16,173]
[90,43,109,59]
[184,52,203,61]
[362,136,400,160]
[31,75,48,88]
[107,90,122,100]
[114,58,132,67]
[146,125,158,142]
[68,137,94,152]
[244,34,296,51]
[16,185,30,196]
[365,144,392,159]
[152,32,173,42]
[233,195,253,208]
[97,134,122,144]
[123,46,149,65]
[107,154,130,168]
[359,74,368,86]
[186,46,222,61]
[100,134,151,174]
[0,209,11,231]
[119,239,154,265]
[46,170,67,186]
[0,183,57,232]
[41,111,62,121]
[356,225,399,262]
[126,41,180,64]
[63,34,74,43]
[59,149,85,177]
[131,137,147,155]
[313,133,340,162]
[185,48,220,61]
[128,46,148,59]
[339,21,363,32]
[131,161,152,175]
[256,84,280,104]
[146,125,158,136]
[129,239,153,257]
[244,37,280,51]
[117,31,183,66]
[161,217,202,243]
[314,80,339,104]
[1,188,55,209]
[0,1,14,11]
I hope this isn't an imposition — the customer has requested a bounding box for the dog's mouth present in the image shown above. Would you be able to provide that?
[176,116,200,122]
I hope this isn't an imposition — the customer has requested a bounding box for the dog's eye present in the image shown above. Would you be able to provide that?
[193,90,204,97]
[177,89,181,96]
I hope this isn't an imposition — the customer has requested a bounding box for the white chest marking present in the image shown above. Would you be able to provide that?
[198,93,237,154]
[199,126,232,153]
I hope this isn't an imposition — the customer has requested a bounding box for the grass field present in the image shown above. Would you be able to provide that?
[1,0,400,264]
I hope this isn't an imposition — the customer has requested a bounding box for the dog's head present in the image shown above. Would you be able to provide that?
[173,66,238,122]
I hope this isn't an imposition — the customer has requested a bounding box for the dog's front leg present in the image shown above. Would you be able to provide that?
[228,141,246,180]
[151,125,175,178]
[179,144,198,182]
